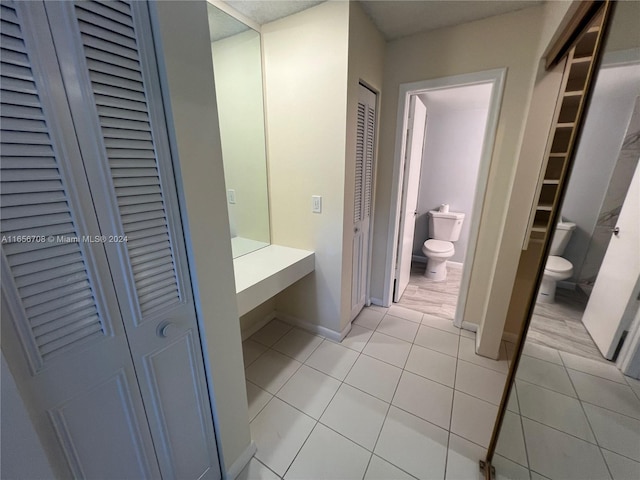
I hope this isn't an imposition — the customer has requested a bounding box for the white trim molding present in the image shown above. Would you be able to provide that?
[382,68,506,332]
[226,441,257,479]
[275,311,352,343]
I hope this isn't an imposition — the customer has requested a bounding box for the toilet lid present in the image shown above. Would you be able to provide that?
[424,239,454,253]
[545,256,572,273]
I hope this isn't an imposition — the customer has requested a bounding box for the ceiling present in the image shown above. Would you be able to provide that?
[223,0,543,41]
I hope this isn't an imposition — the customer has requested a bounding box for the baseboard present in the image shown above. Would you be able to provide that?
[460,321,478,332]
[558,280,577,290]
[447,261,463,270]
[226,441,256,479]
[412,255,427,264]
[241,311,276,341]
[369,297,386,307]
[502,331,519,344]
[275,311,350,342]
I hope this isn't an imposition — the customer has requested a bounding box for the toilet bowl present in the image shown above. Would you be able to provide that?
[536,220,576,304]
[422,239,454,281]
[422,209,465,282]
[537,256,573,303]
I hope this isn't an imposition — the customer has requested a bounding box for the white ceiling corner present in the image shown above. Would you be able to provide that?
[359,1,544,41]
[221,1,544,41]
[224,1,325,25]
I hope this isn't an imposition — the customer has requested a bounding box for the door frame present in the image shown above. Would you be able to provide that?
[382,68,506,327]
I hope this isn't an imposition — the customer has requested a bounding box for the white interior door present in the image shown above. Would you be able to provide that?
[351,85,376,319]
[1,2,220,478]
[0,2,161,477]
[582,160,640,359]
[394,95,427,302]
[44,2,220,478]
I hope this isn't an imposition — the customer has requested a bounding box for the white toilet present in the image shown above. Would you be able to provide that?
[421,210,465,281]
[537,220,576,304]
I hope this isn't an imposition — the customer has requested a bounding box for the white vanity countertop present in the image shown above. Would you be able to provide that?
[233,244,315,316]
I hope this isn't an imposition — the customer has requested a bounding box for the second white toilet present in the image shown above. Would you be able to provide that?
[422,209,465,281]
[537,220,576,304]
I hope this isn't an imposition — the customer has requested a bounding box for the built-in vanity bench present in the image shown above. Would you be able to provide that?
[233,245,314,316]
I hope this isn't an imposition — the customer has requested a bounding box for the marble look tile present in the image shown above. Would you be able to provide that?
[414,325,459,357]
[242,339,268,368]
[387,305,423,323]
[376,314,420,342]
[365,455,415,480]
[375,406,448,480]
[251,319,293,347]
[516,380,595,443]
[339,324,374,352]
[362,332,412,368]
[523,418,610,480]
[602,449,640,480]
[516,355,576,397]
[354,308,385,330]
[284,423,370,480]
[582,402,640,461]
[568,370,640,419]
[560,351,626,384]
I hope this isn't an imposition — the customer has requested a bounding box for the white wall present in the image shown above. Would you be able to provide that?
[561,63,640,280]
[211,30,270,243]
[369,5,547,349]
[412,86,491,263]
[262,1,349,335]
[152,1,251,473]
[1,353,55,479]
[340,1,386,328]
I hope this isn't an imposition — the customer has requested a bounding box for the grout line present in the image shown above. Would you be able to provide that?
[598,445,640,465]
[562,360,614,480]
[443,327,462,480]
[253,457,283,480]
[512,380,532,474]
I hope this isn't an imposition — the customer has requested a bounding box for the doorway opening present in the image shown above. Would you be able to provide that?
[383,69,505,329]
[528,54,640,371]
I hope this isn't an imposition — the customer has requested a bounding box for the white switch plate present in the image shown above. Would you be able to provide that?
[227,189,236,204]
[312,195,322,213]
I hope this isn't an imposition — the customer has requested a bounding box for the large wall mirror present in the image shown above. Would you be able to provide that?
[488,2,640,479]
[207,2,271,258]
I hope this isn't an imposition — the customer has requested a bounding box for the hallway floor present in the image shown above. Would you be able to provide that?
[240,304,640,479]
[396,262,462,320]
[528,287,604,362]
[501,340,640,480]
[240,305,518,480]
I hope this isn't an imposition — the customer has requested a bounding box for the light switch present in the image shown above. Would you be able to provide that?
[227,189,236,204]
[312,195,322,213]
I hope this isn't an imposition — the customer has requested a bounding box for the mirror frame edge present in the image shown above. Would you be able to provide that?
[481,1,617,478]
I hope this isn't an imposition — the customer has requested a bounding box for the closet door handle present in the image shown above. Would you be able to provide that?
[611,226,620,236]
[157,321,178,338]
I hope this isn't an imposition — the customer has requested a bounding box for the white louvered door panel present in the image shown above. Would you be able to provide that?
[351,85,377,320]
[0,2,161,478]
[45,2,220,479]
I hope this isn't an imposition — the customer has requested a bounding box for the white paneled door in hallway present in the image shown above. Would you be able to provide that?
[351,84,377,319]
[0,1,220,478]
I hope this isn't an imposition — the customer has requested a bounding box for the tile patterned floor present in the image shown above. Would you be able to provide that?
[240,305,517,480]
[528,288,605,362]
[497,341,640,480]
[395,263,462,320]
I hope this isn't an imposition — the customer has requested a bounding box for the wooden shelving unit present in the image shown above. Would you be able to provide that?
[524,10,607,247]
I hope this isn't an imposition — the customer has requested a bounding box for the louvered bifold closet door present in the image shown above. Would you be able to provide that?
[0,1,162,478]
[354,102,366,223]
[44,2,221,479]
[363,105,375,219]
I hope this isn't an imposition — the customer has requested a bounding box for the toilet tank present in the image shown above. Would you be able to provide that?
[550,220,576,255]
[428,211,465,241]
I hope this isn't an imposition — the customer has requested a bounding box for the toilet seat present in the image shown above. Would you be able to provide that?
[423,239,453,254]
[545,255,572,273]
